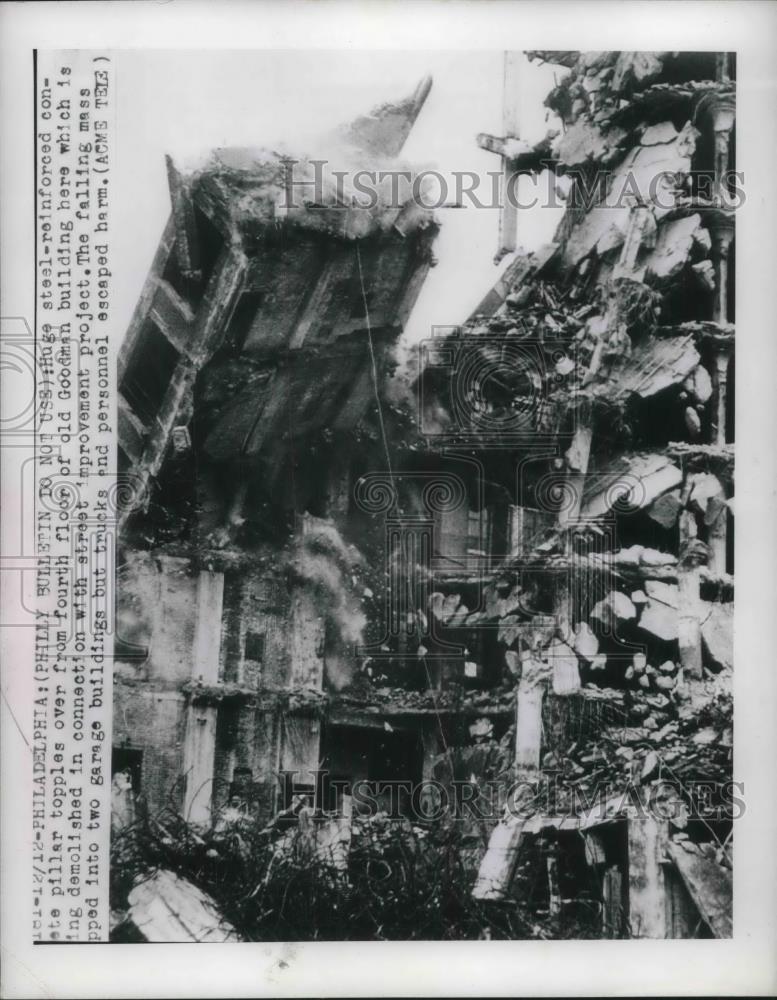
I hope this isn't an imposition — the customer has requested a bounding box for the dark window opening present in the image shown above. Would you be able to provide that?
[112,747,143,794]
[227,291,265,352]
[244,630,266,662]
[193,205,226,291]
[320,724,424,818]
[120,321,180,427]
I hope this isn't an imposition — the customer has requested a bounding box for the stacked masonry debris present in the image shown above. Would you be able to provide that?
[458,49,735,939]
[112,53,734,941]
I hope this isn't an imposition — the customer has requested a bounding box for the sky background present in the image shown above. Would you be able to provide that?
[113,50,566,349]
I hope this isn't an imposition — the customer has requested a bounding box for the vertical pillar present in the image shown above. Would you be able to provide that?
[678,505,703,680]
[706,210,735,324]
[183,569,224,824]
[192,569,224,684]
[602,865,625,938]
[515,681,544,773]
[182,705,219,825]
[627,815,668,938]
[711,344,733,447]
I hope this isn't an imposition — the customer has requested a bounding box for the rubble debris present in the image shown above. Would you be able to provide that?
[127,870,241,943]
[113,49,735,943]
[582,453,682,518]
[591,590,637,627]
[665,839,732,938]
[700,600,733,671]
[472,817,526,901]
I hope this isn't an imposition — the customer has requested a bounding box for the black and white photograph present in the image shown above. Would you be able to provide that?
[110,47,737,944]
[1,2,776,997]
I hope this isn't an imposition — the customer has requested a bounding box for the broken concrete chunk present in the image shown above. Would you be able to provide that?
[582,453,682,518]
[646,214,706,282]
[640,607,677,644]
[546,639,581,695]
[591,590,637,627]
[692,259,716,292]
[554,119,626,168]
[646,490,682,530]
[689,473,724,515]
[472,817,526,901]
[640,750,659,781]
[573,622,599,660]
[700,601,733,672]
[631,589,648,605]
[666,839,732,938]
[645,580,679,607]
[429,592,445,620]
[684,406,702,439]
[504,649,521,676]
[640,121,679,146]
[127,871,241,943]
[497,614,521,647]
[640,548,678,567]
[611,51,665,92]
[683,364,713,404]
[441,592,462,623]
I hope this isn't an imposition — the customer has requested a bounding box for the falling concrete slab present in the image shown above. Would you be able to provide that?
[127,870,241,943]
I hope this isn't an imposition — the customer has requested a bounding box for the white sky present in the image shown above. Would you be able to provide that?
[113,51,565,347]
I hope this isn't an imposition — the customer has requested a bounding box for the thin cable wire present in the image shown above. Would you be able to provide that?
[355,243,394,482]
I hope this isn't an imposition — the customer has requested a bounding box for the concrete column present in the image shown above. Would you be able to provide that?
[712,346,732,447]
[628,815,668,938]
[192,569,224,684]
[515,682,544,773]
[182,705,218,825]
[678,507,703,680]
[182,569,225,825]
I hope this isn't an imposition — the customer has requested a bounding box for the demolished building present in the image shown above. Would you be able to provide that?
[113,52,735,940]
